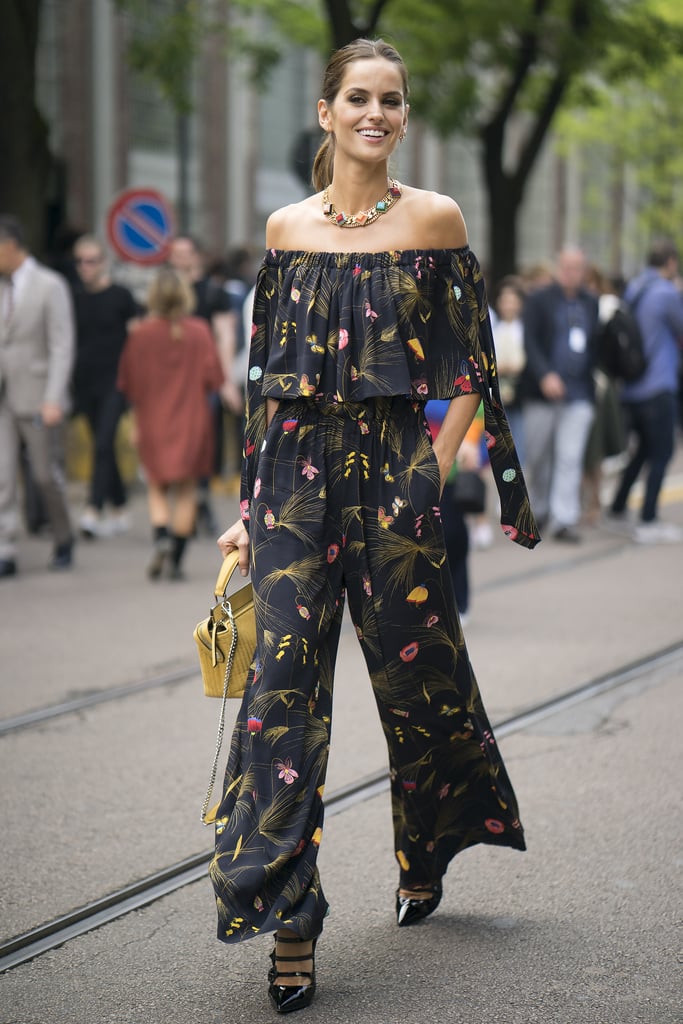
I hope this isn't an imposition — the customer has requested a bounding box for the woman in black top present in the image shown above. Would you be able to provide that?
[213,39,539,1014]
[72,235,138,537]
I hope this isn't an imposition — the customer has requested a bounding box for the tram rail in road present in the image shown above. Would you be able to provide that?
[0,535,633,739]
[1,638,681,975]
[0,665,197,737]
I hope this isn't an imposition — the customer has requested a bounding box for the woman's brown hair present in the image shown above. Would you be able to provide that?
[147,266,195,338]
[312,38,409,193]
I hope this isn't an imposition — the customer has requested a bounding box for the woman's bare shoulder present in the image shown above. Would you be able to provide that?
[401,186,469,249]
[266,195,324,249]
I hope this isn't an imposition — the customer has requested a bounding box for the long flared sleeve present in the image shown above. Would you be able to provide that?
[239,259,278,527]
[448,249,541,549]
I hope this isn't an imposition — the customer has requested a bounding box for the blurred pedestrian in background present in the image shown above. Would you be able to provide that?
[581,267,626,526]
[222,246,255,468]
[232,279,256,394]
[609,240,683,544]
[0,214,75,577]
[519,245,599,542]
[169,235,239,532]
[204,245,255,478]
[221,246,255,374]
[72,234,139,538]
[491,275,526,462]
[117,266,223,580]
[519,262,554,295]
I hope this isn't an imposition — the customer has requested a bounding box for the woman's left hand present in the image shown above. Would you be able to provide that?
[217,519,250,576]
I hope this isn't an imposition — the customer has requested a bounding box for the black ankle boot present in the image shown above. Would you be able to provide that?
[396,882,443,927]
[169,533,188,580]
[148,527,170,580]
[268,933,317,1014]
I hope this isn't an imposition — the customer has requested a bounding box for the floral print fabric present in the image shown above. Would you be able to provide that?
[241,247,540,549]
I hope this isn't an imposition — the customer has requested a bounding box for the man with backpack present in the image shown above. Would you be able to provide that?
[609,240,683,544]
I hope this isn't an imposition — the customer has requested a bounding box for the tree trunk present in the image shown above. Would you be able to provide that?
[324,0,357,47]
[0,0,52,253]
[486,184,520,286]
[476,0,594,285]
[323,0,392,48]
[480,118,523,285]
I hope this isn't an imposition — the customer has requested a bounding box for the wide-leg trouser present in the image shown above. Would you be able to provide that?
[211,399,525,943]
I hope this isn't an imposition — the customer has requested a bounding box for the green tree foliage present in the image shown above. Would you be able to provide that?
[107,0,683,278]
[557,0,683,265]
[113,0,203,113]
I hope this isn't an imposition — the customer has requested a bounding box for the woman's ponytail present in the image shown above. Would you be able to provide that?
[312,133,335,192]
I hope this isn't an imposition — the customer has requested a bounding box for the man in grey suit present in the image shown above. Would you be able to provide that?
[0,215,75,576]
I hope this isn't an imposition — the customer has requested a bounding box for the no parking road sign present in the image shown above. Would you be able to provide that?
[106,188,175,265]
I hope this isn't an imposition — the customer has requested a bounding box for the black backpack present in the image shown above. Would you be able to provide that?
[597,289,649,382]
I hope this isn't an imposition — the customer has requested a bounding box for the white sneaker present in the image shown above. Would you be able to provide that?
[106,511,130,536]
[633,521,683,545]
[79,509,110,538]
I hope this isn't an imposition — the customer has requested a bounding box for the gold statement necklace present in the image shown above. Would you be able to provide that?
[322,179,402,228]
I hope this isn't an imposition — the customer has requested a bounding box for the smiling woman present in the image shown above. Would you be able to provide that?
[210,37,540,1016]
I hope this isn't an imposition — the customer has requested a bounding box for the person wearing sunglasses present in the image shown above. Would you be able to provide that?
[72,235,139,539]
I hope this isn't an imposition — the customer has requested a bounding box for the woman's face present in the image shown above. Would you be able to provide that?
[496,286,522,322]
[318,57,408,165]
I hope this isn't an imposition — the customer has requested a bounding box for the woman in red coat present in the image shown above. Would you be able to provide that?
[118,266,224,579]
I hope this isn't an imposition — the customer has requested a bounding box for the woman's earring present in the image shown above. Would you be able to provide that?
[399,130,407,143]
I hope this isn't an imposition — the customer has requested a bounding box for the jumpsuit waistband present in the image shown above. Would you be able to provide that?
[275,395,422,424]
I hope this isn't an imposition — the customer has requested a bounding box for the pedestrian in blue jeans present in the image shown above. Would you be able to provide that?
[610,239,683,544]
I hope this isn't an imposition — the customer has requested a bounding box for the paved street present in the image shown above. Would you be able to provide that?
[1,463,682,1024]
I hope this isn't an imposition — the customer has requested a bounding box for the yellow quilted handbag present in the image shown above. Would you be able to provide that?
[193,550,255,699]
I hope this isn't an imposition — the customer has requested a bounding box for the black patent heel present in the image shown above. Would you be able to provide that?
[268,932,317,1014]
[396,882,443,927]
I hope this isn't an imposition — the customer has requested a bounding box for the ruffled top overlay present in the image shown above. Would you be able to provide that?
[241,247,540,549]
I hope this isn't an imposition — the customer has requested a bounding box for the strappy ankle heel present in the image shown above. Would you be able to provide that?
[396,882,443,927]
[268,932,317,1014]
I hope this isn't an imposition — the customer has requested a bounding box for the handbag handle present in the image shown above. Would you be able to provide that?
[214,549,244,600]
